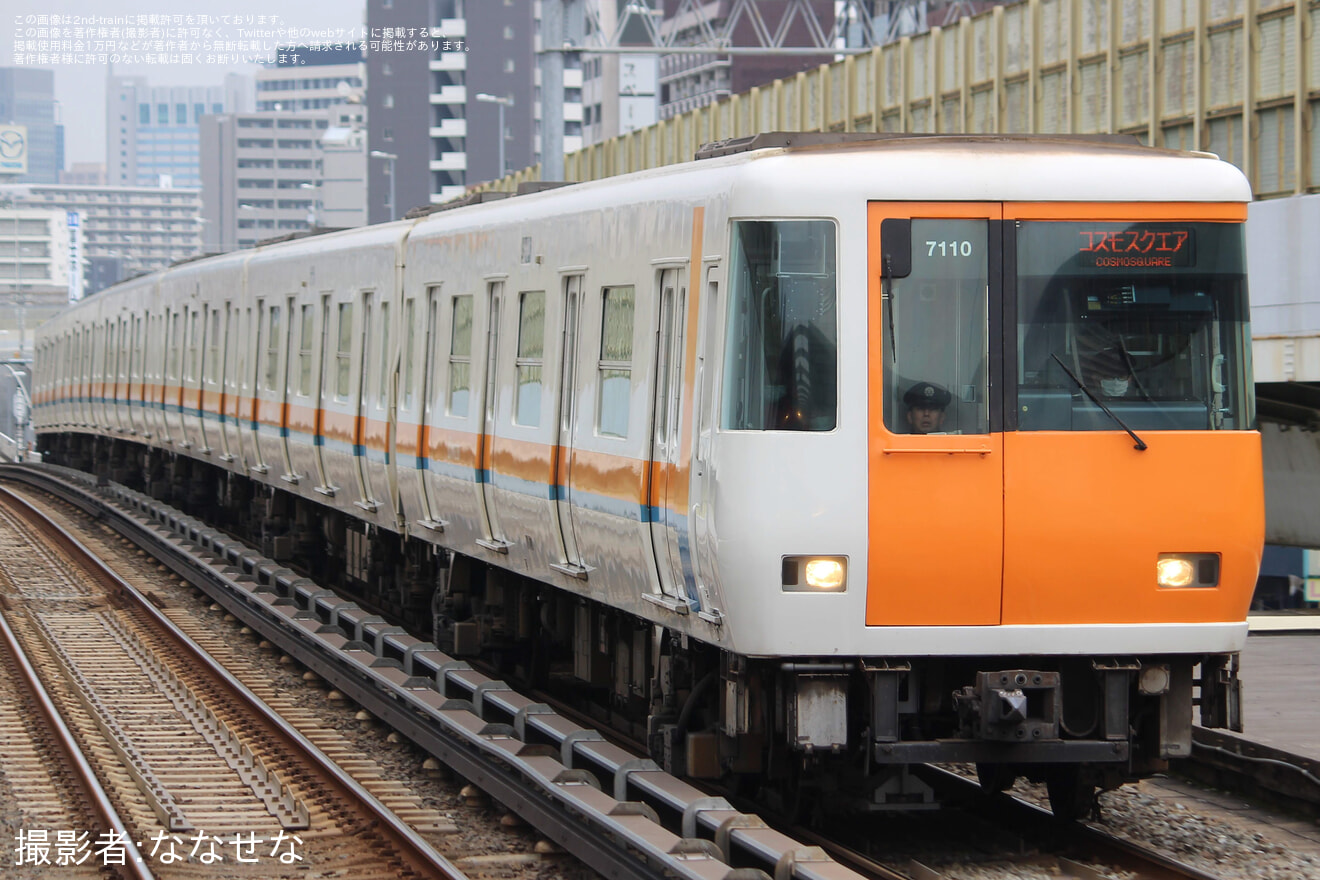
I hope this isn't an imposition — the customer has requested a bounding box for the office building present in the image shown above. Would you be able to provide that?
[201,106,368,252]
[0,68,60,184]
[106,75,245,189]
[256,45,366,112]
[0,183,202,292]
[0,206,78,358]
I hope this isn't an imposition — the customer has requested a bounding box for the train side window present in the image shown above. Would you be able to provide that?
[721,219,838,431]
[880,218,990,436]
[297,305,314,396]
[448,294,473,417]
[598,285,635,438]
[514,291,545,427]
[336,303,353,399]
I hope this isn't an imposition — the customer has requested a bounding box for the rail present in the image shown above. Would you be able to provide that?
[0,461,866,880]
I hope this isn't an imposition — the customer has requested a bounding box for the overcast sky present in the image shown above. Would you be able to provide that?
[8,0,369,168]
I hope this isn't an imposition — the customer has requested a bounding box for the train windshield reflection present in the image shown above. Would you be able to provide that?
[1016,221,1254,431]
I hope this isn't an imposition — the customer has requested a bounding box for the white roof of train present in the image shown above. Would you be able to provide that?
[56,136,1250,318]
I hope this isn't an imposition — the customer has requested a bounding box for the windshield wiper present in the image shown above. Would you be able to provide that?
[1051,353,1148,451]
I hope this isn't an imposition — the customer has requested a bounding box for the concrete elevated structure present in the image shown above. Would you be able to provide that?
[1249,194,1320,548]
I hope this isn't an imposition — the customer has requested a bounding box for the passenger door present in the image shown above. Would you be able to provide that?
[352,292,381,511]
[475,281,509,550]
[648,267,688,604]
[866,202,1004,625]
[551,274,587,577]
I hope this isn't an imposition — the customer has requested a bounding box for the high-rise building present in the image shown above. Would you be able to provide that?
[581,3,659,147]
[200,106,368,252]
[365,0,539,215]
[0,183,202,291]
[255,45,366,112]
[0,206,76,359]
[105,75,236,189]
[0,68,60,184]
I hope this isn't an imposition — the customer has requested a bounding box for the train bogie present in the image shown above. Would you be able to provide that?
[32,134,1263,818]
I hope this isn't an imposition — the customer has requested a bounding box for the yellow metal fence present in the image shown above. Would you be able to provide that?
[481,0,1318,199]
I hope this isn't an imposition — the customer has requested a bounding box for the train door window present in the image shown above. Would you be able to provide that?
[598,285,635,438]
[118,318,130,385]
[265,305,281,392]
[335,303,353,399]
[447,294,473,417]
[377,302,390,406]
[168,311,182,381]
[402,298,416,411]
[297,305,314,396]
[186,310,200,383]
[721,219,838,431]
[880,219,990,435]
[205,309,221,386]
[514,291,545,427]
[104,321,115,389]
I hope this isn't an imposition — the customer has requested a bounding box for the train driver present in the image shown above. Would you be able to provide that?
[903,381,952,434]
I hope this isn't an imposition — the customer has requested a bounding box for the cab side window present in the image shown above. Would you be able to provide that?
[721,220,838,432]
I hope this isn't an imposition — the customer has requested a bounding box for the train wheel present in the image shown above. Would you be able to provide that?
[1045,764,1095,821]
[975,762,1016,793]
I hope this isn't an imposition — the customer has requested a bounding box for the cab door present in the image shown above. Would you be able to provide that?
[866,202,1004,625]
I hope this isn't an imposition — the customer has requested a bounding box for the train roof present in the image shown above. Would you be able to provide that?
[56,134,1250,317]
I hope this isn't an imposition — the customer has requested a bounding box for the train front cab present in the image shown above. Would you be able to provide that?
[863,200,1261,797]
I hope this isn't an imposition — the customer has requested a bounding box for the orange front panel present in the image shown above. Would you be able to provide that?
[866,201,1004,626]
[866,438,1006,625]
[1004,202,1247,222]
[1002,432,1263,625]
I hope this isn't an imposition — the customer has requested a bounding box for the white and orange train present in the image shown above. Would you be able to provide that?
[32,134,1263,817]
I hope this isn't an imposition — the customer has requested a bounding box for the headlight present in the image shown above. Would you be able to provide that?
[781,556,847,592]
[1157,553,1220,588]
[1156,557,1195,588]
[805,559,845,589]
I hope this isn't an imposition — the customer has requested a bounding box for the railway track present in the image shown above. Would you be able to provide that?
[3,462,1306,880]
[0,481,463,878]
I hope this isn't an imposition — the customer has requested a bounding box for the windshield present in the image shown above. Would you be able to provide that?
[1016,221,1253,431]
